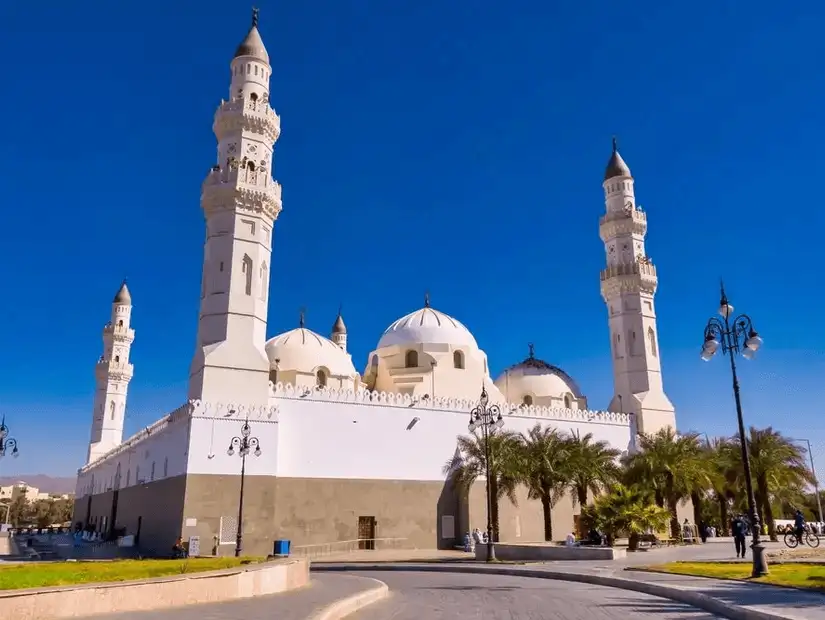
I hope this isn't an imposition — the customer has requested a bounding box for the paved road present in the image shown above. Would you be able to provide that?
[348,571,723,619]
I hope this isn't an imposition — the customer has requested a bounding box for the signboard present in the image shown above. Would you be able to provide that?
[188,535,200,557]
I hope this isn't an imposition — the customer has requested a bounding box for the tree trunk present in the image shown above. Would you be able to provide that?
[691,491,703,536]
[718,496,729,536]
[628,532,640,551]
[577,484,588,508]
[757,475,776,541]
[665,473,680,540]
[541,494,553,541]
[654,489,664,508]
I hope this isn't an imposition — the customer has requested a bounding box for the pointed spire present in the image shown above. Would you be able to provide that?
[604,135,632,181]
[113,279,131,305]
[424,291,431,308]
[299,307,306,329]
[332,305,347,335]
[234,7,269,64]
[528,343,535,359]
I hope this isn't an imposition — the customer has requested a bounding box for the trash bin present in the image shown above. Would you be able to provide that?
[273,539,291,557]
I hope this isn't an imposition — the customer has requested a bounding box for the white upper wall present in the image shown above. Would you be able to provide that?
[77,386,634,490]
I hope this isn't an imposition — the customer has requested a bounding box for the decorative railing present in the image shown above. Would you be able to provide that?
[270,382,632,426]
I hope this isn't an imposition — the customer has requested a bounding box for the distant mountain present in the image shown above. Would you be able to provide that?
[0,475,76,495]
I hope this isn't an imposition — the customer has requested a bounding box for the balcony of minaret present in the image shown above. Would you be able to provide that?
[599,207,647,241]
[213,96,281,143]
[94,358,134,380]
[103,322,135,344]
[600,259,658,298]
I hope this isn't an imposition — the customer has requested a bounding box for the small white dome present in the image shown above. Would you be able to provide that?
[265,328,357,377]
[494,347,583,402]
[377,306,478,349]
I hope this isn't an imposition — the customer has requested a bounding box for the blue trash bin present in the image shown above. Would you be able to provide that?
[273,539,291,557]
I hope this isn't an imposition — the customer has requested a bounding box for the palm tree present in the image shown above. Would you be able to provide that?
[623,428,705,539]
[706,437,739,535]
[444,429,522,541]
[565,431,621,530]
[730,427,812,541]
[581,483,670,549]
[519,424,571,541]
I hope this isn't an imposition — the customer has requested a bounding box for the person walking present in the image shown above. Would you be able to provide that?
[731,514,747,558]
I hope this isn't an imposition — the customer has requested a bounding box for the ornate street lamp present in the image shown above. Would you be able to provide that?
[227,419,261,557]
[468,387,504,562]
[0,416,20,459]
[701,282,767,577]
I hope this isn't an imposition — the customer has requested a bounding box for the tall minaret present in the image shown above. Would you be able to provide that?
[87,281,134,464]
[330,307,347,352]
[599,138,675,435]
[190,9,283,404]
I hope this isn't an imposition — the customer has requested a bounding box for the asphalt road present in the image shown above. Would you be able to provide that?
[348,571,724,619]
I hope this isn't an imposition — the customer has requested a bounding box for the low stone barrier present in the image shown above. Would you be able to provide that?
[475,543,626,561]
[0,558,310,619]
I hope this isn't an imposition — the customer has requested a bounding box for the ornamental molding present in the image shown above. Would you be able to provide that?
[599,211,647,241]
[213,99,281,143]
[269,381,632,426]
[201,183,282,221]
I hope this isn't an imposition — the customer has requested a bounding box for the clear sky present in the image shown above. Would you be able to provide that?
[0,1,823,480]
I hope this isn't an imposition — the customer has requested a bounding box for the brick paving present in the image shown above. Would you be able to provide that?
[349,570,723,619]
[73,573,380,620]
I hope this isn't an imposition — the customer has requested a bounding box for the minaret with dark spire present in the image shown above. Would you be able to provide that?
[330,306,347,352]
[189,9,282,405]
[598,138,675,435]
[88,281,135,464]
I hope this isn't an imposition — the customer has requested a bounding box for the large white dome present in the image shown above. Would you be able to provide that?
[377,306,478,349]
[265,328,357,377]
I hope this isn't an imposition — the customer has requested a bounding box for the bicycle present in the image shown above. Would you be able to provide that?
[784,530,821,549]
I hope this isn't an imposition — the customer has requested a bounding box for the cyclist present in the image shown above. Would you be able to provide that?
[794,509,806,544]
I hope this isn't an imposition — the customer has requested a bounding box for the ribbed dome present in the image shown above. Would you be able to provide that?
[265,328,357,377]
[604,137,632,181]
[377,306,478,349]
[494,345,583,400]
[234,9,270,64]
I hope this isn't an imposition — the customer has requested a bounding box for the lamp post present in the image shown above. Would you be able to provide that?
[700,282,767,577]
[789,437,824,526]
[0,415,20,460]
[468,387,504,562]
[227,419,261,557]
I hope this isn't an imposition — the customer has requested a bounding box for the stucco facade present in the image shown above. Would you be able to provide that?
[74,11,681,556]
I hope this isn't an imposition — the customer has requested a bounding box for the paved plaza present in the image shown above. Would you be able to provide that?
[348,571,724,619]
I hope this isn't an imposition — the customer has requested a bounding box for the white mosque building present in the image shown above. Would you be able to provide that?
[73,11,679,556]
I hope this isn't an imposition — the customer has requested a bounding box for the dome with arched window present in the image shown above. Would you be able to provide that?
[265,327,359,390]
[494,345,586,409]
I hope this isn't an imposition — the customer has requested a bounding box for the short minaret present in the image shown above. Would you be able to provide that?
[599,138,676,435]
[330,307,347,352]
[87,281,135,464]
[190,9,283,404]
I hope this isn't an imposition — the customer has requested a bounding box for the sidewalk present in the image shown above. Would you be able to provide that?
[75,573,387,620]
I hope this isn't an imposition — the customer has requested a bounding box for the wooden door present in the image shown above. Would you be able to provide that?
[357,516,376,550]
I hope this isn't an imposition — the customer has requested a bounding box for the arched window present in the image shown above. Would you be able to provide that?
[564,393,573,409]
[117,320,123,327]
[316,369,327,387]
[109,401,116,419]
[648,327,658,357]
[150,461,155,482]
[453,350,464,369]
[523,395,533,406]
[250,91,258,101]
[242,254,253,295]
[405,350,418,368]
[163,457,169,478]
[126,469,131,487]
[135,465,140,482]
[260,262,268,301]
[114,355,120,363]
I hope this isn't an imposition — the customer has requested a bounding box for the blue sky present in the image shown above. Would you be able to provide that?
[0,1,823,480]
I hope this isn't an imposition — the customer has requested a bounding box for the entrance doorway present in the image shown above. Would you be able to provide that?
[357,516,376,550]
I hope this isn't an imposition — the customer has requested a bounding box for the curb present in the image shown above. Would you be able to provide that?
[312,564,792,620]
[306,577,390,620]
